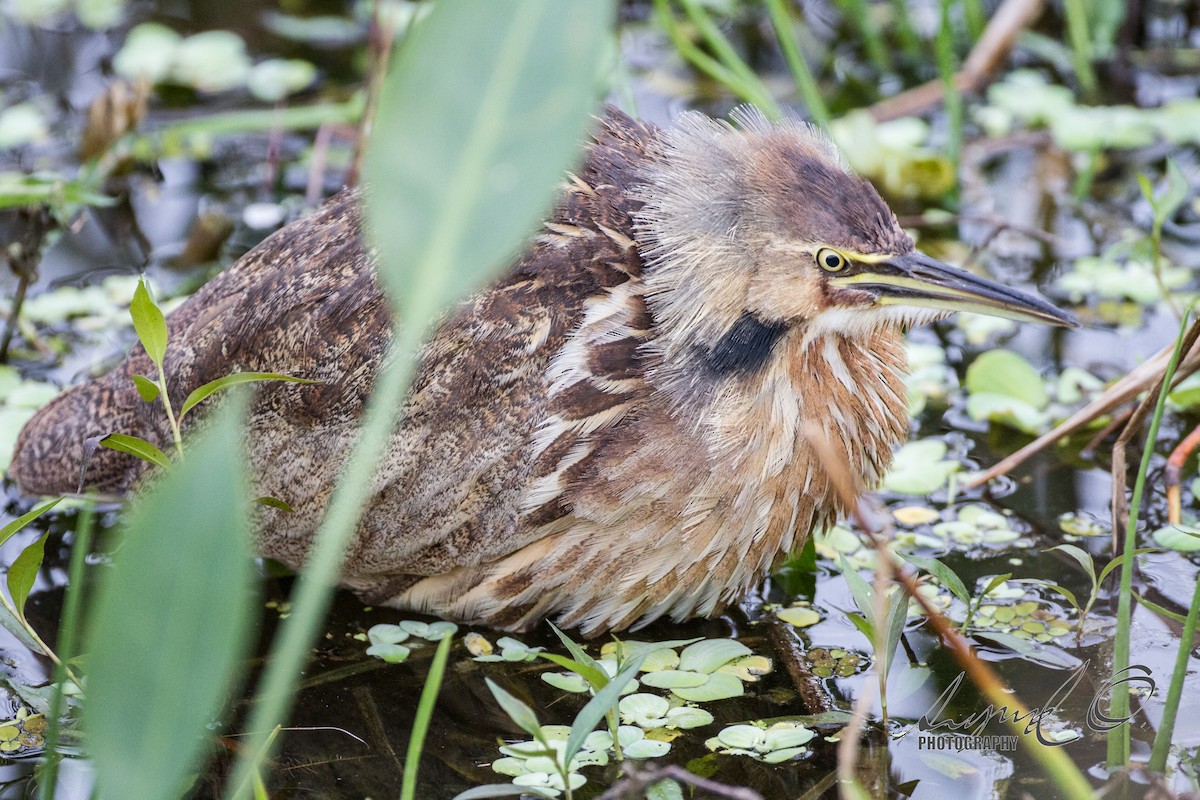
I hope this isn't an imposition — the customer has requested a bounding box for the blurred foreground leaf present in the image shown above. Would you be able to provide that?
[86,396,257,800]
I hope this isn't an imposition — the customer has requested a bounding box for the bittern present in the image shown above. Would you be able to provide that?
[9,107,1075,635]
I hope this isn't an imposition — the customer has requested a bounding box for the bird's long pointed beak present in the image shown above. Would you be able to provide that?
[828,251,1079,327]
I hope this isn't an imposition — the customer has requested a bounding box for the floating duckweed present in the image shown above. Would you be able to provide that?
[0,709,46,755]
[930,504,1024,547]
[463,631,493,658]
[473,635,543,663]
[776,605,821,628]
[365,620,458,662]
[705,721,815,763]
[807,647,866,678]
[617,693,713,731]
[493,723,670,795]
[881,438,960,496]
[1058,512,1107,538]
[892,505,941,527]
[971,597,1072,643]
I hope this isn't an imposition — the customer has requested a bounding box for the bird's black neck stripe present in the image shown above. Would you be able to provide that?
[703,313,789,376]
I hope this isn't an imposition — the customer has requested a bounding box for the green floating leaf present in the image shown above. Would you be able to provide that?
[131,374,160,403]
[965,349,1048,409]
[7,534,47,620]
[0,498,62,550]
[179,371,319,420]
[98,433,172,470]
[453,785,557,799]
[1152,525,1200,553]
[85,397,257,800]
[776,606,821,628]
[670,672,744,702]
[678,639,752,674]
[129,278,168,373]
[639,670,709,690]
[882,439,959,495]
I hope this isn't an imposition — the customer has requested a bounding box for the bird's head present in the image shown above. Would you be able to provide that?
[633,108,1076,389]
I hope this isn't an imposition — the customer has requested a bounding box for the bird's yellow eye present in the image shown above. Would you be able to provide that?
[816,248,846,272]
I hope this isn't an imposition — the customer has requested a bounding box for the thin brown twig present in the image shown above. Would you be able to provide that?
[965,338,1200,489]
[868,0,1047,121]
[594,763,763,800]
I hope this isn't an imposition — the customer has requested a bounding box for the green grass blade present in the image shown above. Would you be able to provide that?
[1108,309,1195,768]
[0,498,61,550]
[98,432,173,469]
[179,372,319,420]
[37,500,94,800]
[400,636,453,800]
[762,0,830,128]
[85,396,257,800]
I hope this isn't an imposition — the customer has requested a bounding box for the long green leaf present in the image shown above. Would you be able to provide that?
[0,498,61,550]
[452,786,556,799]
[363,0,615,324]
[129,278,168,372]
[485,678,542,738]
[537,652,610,690]
[179,372,319,420]
[224,2,616,794]
[564,654,645,768]
[7,534,47,620]
[899,553,970,605]
[98,433,172,470]
[400,636,453,800]
[85,397,257,800]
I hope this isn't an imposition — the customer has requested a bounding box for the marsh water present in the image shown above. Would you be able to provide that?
[3,2,1200,798]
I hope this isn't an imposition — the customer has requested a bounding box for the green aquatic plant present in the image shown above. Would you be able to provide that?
[363,620,458,664]
[704,720,815,763]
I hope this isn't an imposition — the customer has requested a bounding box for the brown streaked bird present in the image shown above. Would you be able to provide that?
[8,107,1076,635]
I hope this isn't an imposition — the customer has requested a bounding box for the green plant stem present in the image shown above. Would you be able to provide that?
[1149,569,1200,772]
[962,0,986,42]
[676,0,760,90]
[887,0,923,62]
[831,0,892,76]
[1063,0,1099,101]
[156,375,185,458]
[1107,307,1195,768]
[400,636,453,800]
[1150,222,1183,319]
[223,329,422,799]
[762,0,830,129]
[37,501,94,800]
[0,590,82,690]
[653,0,781,118]
[935,0,962,203]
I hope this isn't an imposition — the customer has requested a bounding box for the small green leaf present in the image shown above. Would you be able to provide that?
[536,652,609,690]
[882,587,909,677]
[0,498,61,550]
[564,654,645,768]
[485,679,541,739]
[98,433,172,470]
[838,556,876,623]
[979,573,1014,599]
[179,372,318,420]
[1047,544,1097,591]
[7,533,47,620]
[899,553,970,605]
[131,374,160,403]
[129,278,168,372]
[1097,548,1161,584]
[253,496,294,513]
[1040,583,1080,612]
